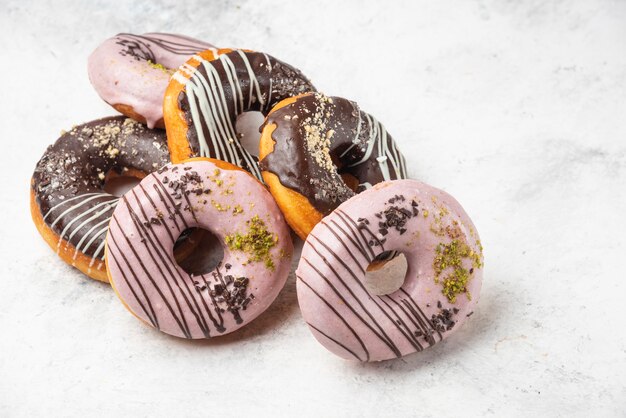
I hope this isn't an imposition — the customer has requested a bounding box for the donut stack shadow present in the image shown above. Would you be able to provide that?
[30,33,484,362]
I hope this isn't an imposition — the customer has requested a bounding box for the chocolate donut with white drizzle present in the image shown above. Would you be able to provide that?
[30,116,170,282]
[258,92,408,240]
[163,48,316,181]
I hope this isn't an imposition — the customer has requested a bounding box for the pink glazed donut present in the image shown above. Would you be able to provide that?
[105,158,293,339]
[88,33,216,129]
[296,179,484,361]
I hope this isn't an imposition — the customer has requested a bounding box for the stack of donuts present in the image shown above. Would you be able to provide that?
[30,33,484,361]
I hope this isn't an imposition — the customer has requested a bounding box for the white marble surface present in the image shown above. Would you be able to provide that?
[1,0,625,416]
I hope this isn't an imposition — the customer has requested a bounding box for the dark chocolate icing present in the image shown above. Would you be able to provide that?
[177,50,316,180]
[259,93,408,215]
[32,116,170,262]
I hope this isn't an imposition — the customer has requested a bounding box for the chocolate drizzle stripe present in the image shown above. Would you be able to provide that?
[376,296,423,351]
[298,275,370,361]
[182,193,199,224]
[126,192,211,337]
[394,299,431,347]
[400,288,443,341]
[137,184,175,243]
[319,219,368,271]
[379,295,424,351]
[153,178,190,229]
[115,33,215,60]
[124,199,207,337]
[307,322,363,361]
[306,238,406,356]
[335,210,377,260]
[107,234,160,329]
[111,214,191,338]
[197,273,225,328]
[151,183,181,231]
[333,211,373,259]
[118,203,195,337]
[308,232,433,353]
[301,256,401,358]
[400,299,436,346]
[194,272,226,333]
[394,298,433,342]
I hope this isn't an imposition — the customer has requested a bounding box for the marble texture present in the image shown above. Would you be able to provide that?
[1,0,625,416]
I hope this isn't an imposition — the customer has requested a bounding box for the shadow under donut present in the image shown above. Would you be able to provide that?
[341,274,513,372]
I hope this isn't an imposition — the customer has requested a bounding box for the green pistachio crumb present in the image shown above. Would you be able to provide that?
[147,60,174,75]
[211,200,230,212]
[225,216,278,270]
[433,239,483,303]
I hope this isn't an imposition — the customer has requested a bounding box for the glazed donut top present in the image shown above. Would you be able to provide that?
[296,180,484,361]
[32,116,169,262]
[88,33,215,128]
[168,49,316,179]
[259,93,408,215]
[105,159,294,338]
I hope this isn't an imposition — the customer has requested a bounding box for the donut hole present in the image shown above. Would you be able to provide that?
[236,111,265,158]
[364,252,408,296]
[174,227,224,276]
[340,173,360,192]
[103,169,143,197]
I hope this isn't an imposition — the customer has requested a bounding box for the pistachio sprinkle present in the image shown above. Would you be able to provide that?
[433,238,483,303]
[225,216,278,270]
[146,60,174,75]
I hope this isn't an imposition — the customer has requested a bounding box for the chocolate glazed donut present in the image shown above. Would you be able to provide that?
[30,117,170,282]
[163,49,316,181]
[259,93,408,240]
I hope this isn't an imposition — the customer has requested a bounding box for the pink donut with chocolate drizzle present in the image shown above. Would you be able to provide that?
[88,33,216,128]
[105,158,293,338]
[296,180,484,361]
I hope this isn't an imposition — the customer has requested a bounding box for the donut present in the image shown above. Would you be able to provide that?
[88,33,215,129]
[163,48,316,180]
[105,158,293,338]
[296,180,484,361]
[259,93,408,240]
[30,116,170,282]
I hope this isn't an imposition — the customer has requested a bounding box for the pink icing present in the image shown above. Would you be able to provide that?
[105,160,293,338]
[88,33,215,128]
[296,179,484,361]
